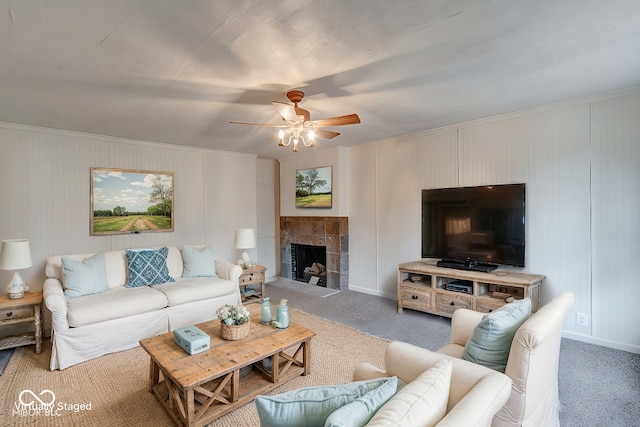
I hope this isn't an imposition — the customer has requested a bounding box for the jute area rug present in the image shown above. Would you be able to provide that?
[0,308,388,426]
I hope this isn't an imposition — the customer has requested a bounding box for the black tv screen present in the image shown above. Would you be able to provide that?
[421,184,526,267]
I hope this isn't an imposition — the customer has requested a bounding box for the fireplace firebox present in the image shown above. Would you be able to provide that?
[291,243,327,287]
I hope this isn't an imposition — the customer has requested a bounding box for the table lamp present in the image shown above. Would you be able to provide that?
[0,239,33,299]
[234,229,256,268]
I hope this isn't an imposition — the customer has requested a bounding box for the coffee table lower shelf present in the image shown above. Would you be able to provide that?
[151,355,306,427]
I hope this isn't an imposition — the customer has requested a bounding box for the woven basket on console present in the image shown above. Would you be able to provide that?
[220,321,250,340]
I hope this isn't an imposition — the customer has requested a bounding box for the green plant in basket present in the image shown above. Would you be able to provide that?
[216,304,250,325]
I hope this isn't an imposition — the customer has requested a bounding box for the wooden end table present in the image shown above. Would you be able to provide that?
[140,312,315,427]
[0,291,43,354]
[239,264,266,303]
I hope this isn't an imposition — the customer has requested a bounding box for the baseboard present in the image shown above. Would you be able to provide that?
[347,285,396,300]
[562,331,640,354]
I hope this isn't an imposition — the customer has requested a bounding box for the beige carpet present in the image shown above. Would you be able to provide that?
[0,308,388,426]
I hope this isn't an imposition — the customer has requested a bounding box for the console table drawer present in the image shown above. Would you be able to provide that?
[435,292,473,315]
[476,298,506,313]
[401,285,432,311]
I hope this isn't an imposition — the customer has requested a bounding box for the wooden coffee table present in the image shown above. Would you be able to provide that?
[140,313,316,427]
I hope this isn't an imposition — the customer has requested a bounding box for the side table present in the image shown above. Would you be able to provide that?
[239,265,266,304]
[0,291,43,354]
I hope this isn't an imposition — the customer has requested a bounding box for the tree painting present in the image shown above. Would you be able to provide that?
[296,167,332,208]
[91,168,174,235]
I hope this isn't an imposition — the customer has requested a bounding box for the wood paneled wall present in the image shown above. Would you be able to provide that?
[0,123,258,293]
[348,91,640,353]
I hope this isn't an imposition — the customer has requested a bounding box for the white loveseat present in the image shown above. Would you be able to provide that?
[43,246,242,370]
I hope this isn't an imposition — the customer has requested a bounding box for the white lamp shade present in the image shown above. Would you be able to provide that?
[0,239,33,270]
[234,229,256,249]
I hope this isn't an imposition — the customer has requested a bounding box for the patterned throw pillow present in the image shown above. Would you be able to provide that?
[125,247,175,287]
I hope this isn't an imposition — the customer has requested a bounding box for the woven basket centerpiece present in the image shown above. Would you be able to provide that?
[220,321,250,341]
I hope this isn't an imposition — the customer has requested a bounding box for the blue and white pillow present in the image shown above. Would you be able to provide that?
[125,247,175,287]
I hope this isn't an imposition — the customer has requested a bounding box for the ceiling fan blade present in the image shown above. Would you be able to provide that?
[272,101,299,122]
[229,121,286,127]
[314,129,341,140]
[309,114,361,127]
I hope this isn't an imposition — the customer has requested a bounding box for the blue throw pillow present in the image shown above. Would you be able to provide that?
[324,376,398,427]
[62,253,109,300]
[125,247,175,287]
[461,298,531,372]
[182,245,217,278]
[255,377,396,427]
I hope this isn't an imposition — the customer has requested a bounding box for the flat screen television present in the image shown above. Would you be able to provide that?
[421,184,526,269]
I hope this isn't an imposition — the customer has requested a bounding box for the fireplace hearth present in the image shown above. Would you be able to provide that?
[280,216,348,290]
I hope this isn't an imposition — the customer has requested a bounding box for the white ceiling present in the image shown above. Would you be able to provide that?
[1,1,639,159]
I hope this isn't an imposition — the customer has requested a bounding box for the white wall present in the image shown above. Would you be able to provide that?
[347,90,640,353]
[0,122,258,293]
[279,146,349,217]
[256,159,278,280]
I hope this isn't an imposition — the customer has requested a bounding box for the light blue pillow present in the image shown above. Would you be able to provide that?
[182,245,217,278]
[125,247,175,287]
[324,376,398,427]
[62,253,109,300]
[255,377,396,427]
[461,298,531,372]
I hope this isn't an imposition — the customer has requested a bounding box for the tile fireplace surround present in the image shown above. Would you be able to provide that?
[280,216,348,290]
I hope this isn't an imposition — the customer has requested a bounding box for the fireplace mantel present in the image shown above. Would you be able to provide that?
[280,216,348,290]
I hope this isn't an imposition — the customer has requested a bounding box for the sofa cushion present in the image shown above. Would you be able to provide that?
[66,286,168,327]
[61,253,109,300]
[365,359,452,427]
[181,245,218,278]
[325,377,398,427]
[153,277,237,306]
[125,247,175,287]
[461,298,531,372]
[255,377,395,427]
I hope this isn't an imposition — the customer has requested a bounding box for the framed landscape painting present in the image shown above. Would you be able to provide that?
[296,166,332,208]
[90,167,174,235]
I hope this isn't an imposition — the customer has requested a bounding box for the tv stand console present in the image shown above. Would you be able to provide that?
[397,261,544,317]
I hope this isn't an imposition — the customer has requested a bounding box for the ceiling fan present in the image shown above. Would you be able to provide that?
[230,90,361,151]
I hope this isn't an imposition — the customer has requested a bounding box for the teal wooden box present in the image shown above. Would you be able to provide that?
[173,326,210,355]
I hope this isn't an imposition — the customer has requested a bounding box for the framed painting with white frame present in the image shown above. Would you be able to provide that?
[90,167,174,235]
[295,166,332,209]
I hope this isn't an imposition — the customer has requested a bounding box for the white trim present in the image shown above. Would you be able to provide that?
[562,331,640,354]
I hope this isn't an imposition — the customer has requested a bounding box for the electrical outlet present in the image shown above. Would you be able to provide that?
[576,313,588,327]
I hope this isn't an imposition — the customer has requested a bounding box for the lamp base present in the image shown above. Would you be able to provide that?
[6,271,28,299]
[239,250,253,269]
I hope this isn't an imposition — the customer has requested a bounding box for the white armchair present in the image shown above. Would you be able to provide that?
[437,292,575,427]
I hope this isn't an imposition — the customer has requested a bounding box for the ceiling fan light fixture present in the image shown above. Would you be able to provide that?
[231,89,360,153]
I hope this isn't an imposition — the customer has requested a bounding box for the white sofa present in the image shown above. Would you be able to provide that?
[354,341,512,427]
[43,246,242,370]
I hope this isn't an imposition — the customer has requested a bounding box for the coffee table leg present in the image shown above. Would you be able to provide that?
[272,352,280,383]
[186,388,195,426]
[303,339,311,376]
[149,360,160,392]
[232,369,240,402]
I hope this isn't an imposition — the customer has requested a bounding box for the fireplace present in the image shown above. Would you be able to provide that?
[280,216,348,290]
[292,243,327,287]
